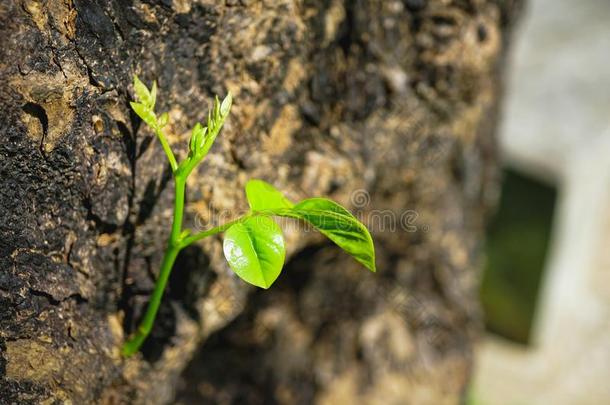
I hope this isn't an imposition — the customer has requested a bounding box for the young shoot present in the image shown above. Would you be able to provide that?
[122,76,375,357]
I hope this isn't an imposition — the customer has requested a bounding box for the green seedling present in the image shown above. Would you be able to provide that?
[122,76,376,356]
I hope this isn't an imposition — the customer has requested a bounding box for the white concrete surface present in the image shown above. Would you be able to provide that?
[473,0,610,403]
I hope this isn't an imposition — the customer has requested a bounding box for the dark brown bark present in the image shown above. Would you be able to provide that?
[0,0,521,403]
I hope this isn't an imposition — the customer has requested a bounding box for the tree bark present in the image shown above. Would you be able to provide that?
[1,0,522,403]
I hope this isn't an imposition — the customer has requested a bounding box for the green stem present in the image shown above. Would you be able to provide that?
[171,177,186,243]
[122,173,245,357]
[122,175,187,357]
[121,244,180,356]
[155,127,178,172]
[122,169,245,356]
[180,215,249,248]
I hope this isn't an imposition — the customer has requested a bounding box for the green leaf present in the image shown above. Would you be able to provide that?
[220,92,232,117]
[213,95,221,122]
[200,112,224,157]
[158,112,169,128]
[133,75,152,107]
[150,81,157,109]
[130,102,157,129]
[223,216,286,289]
[189,122,207,154]
[246,179,294,211]
[282,198,376,272]
[207,110,213,131]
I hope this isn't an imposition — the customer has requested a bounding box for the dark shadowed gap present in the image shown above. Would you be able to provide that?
[22,102,48,138]
[480,168,557,344]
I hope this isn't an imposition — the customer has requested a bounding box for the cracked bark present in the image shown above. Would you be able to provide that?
[1,0,522,404]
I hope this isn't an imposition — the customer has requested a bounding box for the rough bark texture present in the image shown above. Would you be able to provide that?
[0,0,521,404]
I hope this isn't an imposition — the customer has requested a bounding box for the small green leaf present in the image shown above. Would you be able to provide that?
[158,112,169,128]
[150,81,158,109]
[281,198,376,272]
[213,95,221,122]
[207,110,213,131]
[197,126,208,150]
[133,75,152,107]
[130,102,157,129]
[199,98,229,158]
[220,92,232,117]
[189,123,206,154]
[246,179,294,211]
[223,216,286,289]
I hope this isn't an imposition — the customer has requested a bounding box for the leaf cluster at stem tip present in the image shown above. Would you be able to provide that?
[130,75,232,174]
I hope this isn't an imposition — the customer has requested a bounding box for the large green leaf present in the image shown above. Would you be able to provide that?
[246,179,294,211]
[296,198,375,272]
[223,216,286,288]
[280,198,376,272]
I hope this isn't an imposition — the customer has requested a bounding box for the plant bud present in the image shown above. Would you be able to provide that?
[158,112,169,128]
[220,92,232,117]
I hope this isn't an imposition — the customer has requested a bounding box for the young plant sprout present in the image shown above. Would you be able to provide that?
[121,76,376,357]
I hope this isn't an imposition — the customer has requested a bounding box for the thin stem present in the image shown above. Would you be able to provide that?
[121,244,180,357]
[121,175,242,356]
[180,215,249,248]
[122,174,186,357]
[155,127,178,172]
[122,163,243,356]
[170,176,186,243]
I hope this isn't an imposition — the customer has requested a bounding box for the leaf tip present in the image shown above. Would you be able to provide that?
[150,80,158,108]
[220,91,233,117]
[132,74,142,88]
[133,75,152,105]
[158,112,169,128]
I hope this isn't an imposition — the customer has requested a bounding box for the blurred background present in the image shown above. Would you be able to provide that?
[473,0,610,403]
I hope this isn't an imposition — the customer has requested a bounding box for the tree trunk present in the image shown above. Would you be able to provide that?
[0,0,522,403]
